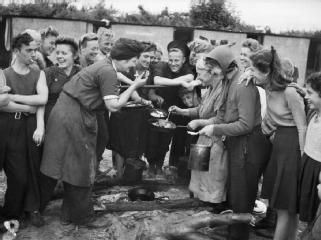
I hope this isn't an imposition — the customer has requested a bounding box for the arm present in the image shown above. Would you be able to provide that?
[117,72,134,85]
[285,87,307,153]
[104,82,143,112]
[213,85,257,136]
[0,101,36,113]
[154,74,194,86]
[33,106,45,146]
[9,71,48,105]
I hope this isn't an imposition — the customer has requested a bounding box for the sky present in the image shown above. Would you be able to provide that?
[78,0,321,33]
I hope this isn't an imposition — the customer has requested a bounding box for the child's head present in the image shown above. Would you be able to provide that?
[179,88,199,107]
[305,72,321,111]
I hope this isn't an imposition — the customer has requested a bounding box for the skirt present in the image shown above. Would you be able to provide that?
[299,154,321,222]
[261,127,301,213]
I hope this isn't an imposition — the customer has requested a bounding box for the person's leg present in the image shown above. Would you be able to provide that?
[39,174,58,213]
[3,120,28,219]
[61,182,94,225]
[273,210,290,240]
[113,151,125,179]
[155,132,173,172]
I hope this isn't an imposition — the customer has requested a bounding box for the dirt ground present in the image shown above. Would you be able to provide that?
[0,150,306,240]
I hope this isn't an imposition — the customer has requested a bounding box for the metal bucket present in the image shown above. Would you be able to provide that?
[188,143,211,171]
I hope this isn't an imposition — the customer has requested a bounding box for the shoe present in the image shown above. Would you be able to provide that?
[29,211,45,227]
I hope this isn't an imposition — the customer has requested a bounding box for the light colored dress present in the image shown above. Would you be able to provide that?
[189,80,228,203]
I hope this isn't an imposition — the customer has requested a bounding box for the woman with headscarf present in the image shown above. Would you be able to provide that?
[197,45,269,240]
[39,38,147,227]
[169,55,227,206]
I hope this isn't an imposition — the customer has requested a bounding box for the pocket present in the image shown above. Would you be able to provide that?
[80,107,97,134]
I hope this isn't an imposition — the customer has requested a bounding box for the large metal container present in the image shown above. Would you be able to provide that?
[188,143,211,171]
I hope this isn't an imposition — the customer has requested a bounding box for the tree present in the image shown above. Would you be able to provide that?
[189,0,254,31]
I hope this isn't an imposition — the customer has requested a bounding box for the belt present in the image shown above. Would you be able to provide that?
[12,112,29,120]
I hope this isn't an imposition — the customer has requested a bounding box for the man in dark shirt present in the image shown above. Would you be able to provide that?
[146,41,194,176]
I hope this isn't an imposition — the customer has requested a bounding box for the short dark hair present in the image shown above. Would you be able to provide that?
[79,33,98,49]
[12,32,34,50]
[55,37,79,56]
[306,72,321,97]
[40,26,59,40]
[141,41,157,53]
[110,38,144,61]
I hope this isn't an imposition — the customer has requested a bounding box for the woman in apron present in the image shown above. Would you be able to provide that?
[40,38,147,227]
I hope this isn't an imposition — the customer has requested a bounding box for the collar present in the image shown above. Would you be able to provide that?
[111,59,118,72]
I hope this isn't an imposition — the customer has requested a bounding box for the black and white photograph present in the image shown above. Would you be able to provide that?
[0,0,320,239]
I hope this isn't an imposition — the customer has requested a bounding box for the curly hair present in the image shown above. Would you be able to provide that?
[188,38,214,54]
[250,47,291,91]
[306,72,321,97]
[40,26,59,39]
[55,37,79,56]
[241,38,262,53]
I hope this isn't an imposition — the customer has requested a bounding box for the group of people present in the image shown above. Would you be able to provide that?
[0,24,320,240]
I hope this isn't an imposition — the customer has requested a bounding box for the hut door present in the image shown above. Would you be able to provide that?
[173,28,194,44]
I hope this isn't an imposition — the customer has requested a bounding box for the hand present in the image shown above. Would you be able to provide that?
[0,86,11,94]
[168,105,183,115]
[0,93,9,107]
[134,70,149,88]
[140,98,153,106]
[28,106,37,114]
[149,94,164,107]
[33,127,45,146]
[198,124,214,137]
[187,120,202,131]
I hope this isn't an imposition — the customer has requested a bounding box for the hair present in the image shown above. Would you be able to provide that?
[204,58,221,72]
[241,38,262,53]
[140,41,157,53]
[22,29,41,43]
[281,58,295,82]
[110,38,144,61]
[79,33,98,49]
[168,48,184,55]
[188,38,214,54]
[40,26,59,40]
[156,46,163,55]
[55,37,79,56]
[97,27,114,41]
[12,32,34,50]
[306,72,321,97]
[250,46,291,91]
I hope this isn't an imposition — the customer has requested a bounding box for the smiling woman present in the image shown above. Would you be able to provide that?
[44,37,81,123]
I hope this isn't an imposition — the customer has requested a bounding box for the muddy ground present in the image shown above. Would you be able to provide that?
[0,150,306,240]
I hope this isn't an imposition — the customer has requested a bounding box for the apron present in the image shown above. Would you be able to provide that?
[189,82,228,203]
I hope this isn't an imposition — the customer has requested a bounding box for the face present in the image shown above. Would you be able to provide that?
[181,92,194,107]
[138,51,155,69]
[153,51,162,64]
[168,50,185,73]
[82,40,99,64]
[99,38,113,55]
[240,47,253,69]
[305,83,321,111]
[42,35,57,56]
[251,66,269,87]
[16,40,38,66]
[197,65,224,87]
[55,44,75,70]
[117,57,138,73]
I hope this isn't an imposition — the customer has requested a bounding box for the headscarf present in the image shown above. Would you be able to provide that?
[205,45,236,73]
[110,38,144,60]
[167,40,190,57]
